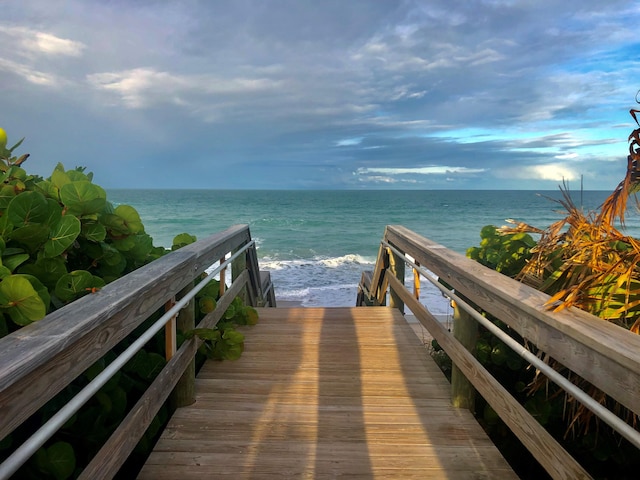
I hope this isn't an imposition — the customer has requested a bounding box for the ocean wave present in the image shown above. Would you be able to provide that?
[259,254,451,314]
[319,254,373,267]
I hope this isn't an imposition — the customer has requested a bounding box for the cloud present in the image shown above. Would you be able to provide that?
[87,67,283,110]
[0,0,639,190]
[497,163,580,182]
[356,166,487,175]
[0,26,85,57]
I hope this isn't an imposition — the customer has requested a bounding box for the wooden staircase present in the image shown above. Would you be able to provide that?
[138,307,516,479]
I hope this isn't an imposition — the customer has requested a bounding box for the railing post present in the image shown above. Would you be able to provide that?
[388,246,405,314]
[232,245,248,304]
[451,299,477,410]
[171,282,196,408]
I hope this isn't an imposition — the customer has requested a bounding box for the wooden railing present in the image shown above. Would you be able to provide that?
[357,225,640,480]
[0,224,275,479]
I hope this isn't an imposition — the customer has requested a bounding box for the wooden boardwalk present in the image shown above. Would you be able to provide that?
[138,307,517,479]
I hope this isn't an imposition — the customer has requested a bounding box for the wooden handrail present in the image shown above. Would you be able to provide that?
[0,224,275,478]
[358,225,640,480]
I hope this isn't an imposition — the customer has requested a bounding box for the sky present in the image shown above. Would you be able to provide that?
[1,0,640,190]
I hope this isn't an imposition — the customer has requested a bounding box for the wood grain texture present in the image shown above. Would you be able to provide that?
[79,272,250,480]
[138,307,517,480]
[388,275,591,480]
[384,225,640,417]
[0,225,258,441]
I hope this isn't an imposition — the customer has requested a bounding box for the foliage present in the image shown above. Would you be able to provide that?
[186,297,258,361]
[461,97,640,477]
[466,225,536,277]
[0,132,257,479]
[465,223,640,478]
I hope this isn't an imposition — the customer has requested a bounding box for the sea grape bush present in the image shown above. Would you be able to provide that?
[463,224,639,477]
[0,130,257,478]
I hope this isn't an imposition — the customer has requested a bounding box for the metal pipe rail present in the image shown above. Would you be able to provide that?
[0,224,275,479]
[357,225,640,480]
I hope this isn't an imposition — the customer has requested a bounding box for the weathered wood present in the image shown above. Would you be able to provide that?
[387,244,405,313]
[0,248,195,441]
[139,307,517,479]
[0,224,261,455]
[259,271,276,307]
[232,244,249,305]
[451,300,477,410]
[164,298,177,361]
[171,283,196,409]
[80,272,250,480]
[357,271,373,306]
[245,240,263,306]
[388,274,591,480]
[384,224,640,417]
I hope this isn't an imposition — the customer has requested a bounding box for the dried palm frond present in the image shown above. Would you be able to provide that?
[494,96,640,437]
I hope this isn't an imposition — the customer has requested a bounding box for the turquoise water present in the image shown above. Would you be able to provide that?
[107,189,640,311]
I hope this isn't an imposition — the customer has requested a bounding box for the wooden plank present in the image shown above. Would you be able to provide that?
[139,307,517,479]
[80,272,250,480]
[389,275,591,480]
[384,224,640,417]
[0,225,254,442]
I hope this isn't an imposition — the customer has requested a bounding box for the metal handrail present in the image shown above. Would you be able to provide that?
[0,242,255,479]
[382,240,640,450]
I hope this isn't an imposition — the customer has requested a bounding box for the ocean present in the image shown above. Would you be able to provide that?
[106,189,640,315]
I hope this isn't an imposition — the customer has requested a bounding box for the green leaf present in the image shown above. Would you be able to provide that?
[54,270,104,302]
[186,327,221,341]
[81,221,107,242]
[112,235,136,252]
[222,329,244,345]
[0,185,16,210]
[19,257,68,289]
[114,205,144,234]
[197,278,220,299]
[7,191,50,226]
[3,253,30,272]
[50,167,71,189]
[0,275,47,325]
[100,213,128,236]
[44,215,81,258]
[9,224,50,250]
[172,233,197,250]
[244,306,259,325]
[60,181,106,216]
[47,441,76,480]
[125,233,153,260]
[199,295,217,314]
[124,350,165,380]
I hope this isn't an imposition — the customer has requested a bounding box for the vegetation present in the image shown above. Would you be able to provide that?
[0,129,257,478]
[459,100,640,478]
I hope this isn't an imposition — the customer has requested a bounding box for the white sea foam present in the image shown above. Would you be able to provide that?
[261,253,452,314]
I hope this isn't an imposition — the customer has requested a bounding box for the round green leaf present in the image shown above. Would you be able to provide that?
[0,185,17,210]
[3,253,30,272]
[7,191,50,226]
[199,296,217,314]
[81,221,107,242]
[55,270,104,302]
[100,213,128,236]
[125,233,153,260]
[44,215,81,258]
[114,205,144,234]
[60,181,106,216]
[0,275,46,325]
[19,257,68,289]
[172,233,197,250]
[47,441,76,480]
[9,224,50,250]
[50,167,71,189]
